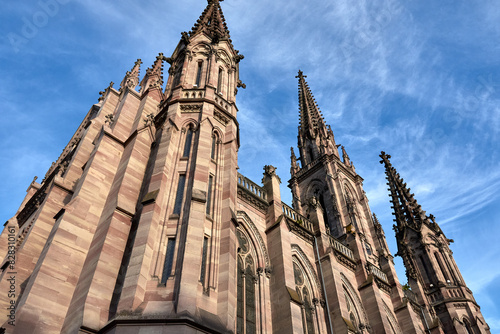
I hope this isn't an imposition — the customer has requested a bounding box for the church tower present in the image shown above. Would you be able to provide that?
[0,1,491,333]
[380,152,491,334]
[288,72,428,334]
[0,1,244,333]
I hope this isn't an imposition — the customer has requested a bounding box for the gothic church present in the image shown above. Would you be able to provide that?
[0,1,490,333]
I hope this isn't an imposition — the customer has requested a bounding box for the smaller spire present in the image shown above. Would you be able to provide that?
[341,145,351,166]
[290,147,300,175]
[139,53,165,95]
[379,152,430,231]
[120,59,142,91]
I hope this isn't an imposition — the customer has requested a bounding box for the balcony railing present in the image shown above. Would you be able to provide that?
[329,236,355,261]
[237,173,267,202]
[281,203,313,233]
[367,262,389,284]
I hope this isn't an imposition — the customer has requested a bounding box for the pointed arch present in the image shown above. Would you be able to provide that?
[292,255,318,334]
[340,273,369,325]
[291,244,322,297]
[382,299,403,334]
[237,211,270,268]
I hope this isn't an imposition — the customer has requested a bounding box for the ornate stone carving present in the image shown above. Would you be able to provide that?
[180,104,202,113]
[285,218,314,244]
[237,188,268,213]
[213,109,229,126]
[144,113,155,126]
[105,113,114,125]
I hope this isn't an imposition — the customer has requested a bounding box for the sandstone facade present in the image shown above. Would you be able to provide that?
[0,1,490,333]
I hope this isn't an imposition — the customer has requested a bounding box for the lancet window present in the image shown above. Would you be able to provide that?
[344,287,361,332]
[236,229,257,334]
[293,260,316,334]
[182,126,194,158]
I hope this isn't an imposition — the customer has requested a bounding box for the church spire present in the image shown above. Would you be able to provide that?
[379,151,429,232]
[120,59,142,91]
[139,53,165,97]
[296,70,327,139]
[189,0,231,44]
[379,151,445,238]
[295,71,338,166]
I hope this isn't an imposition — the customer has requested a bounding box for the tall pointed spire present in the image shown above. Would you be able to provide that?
[189,0,231,43]
[379,152,438,233]
[295,71,339,166]
[296,70,327,139]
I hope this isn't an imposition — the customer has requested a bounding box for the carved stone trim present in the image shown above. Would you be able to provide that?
[341,273,370,324]
[291,244,322,298]
[180,104,202,113]
[284,217,314,244]
[214,109,229,126]
[237,188,268,213]
[237,211,270,268]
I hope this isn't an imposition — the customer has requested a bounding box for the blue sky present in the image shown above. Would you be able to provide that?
[1,0,499,330]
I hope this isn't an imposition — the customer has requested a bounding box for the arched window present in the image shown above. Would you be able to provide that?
[217,68,223,94]
[211,133,218,160]
[463,318,473,334]
[237,229,256,334]
[434,252,450,283]
[344,288,360,332]
[195,61,203,87]
[293,261,316,334]
[173,62,182,87]
[182,126,194,157]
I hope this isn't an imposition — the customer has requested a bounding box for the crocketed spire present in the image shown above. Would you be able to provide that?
[379,152,438,233]
[120,59,142,91]
[296,70,327,139]
[189,0,231,43]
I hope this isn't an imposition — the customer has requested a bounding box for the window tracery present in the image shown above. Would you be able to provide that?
[293,260,316,334]
[237,229,257,334]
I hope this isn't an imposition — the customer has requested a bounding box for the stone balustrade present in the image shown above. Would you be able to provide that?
[237,173,267,201]
[281,202,314,233]
[329,236,355,261]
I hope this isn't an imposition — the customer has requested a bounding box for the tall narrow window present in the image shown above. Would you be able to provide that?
[206,175,214,215]
[195,61,203,87]
[344,289,360,333]
[244,256,256,334]
[183,127,193,157]
[211,134,217,160]
[434,252,450,282]
[237,257,245,333]
[464,319,473,334]
[236,229,257,334]
[161,238,176,284]
[200,236,208,284]
[303,287,315,334]
[420,255,433,283]
[173,65,182,87]
[173,174,186,215]
[217,68,223,93]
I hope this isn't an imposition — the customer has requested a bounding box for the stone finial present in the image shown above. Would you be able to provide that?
[262,165,281,185]
[105,113,114,125]
[290,147,300,175]
[120,59,142,91]
[144,113,155,127]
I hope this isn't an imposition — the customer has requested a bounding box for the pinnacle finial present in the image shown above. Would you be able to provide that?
[190,0,231,43]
